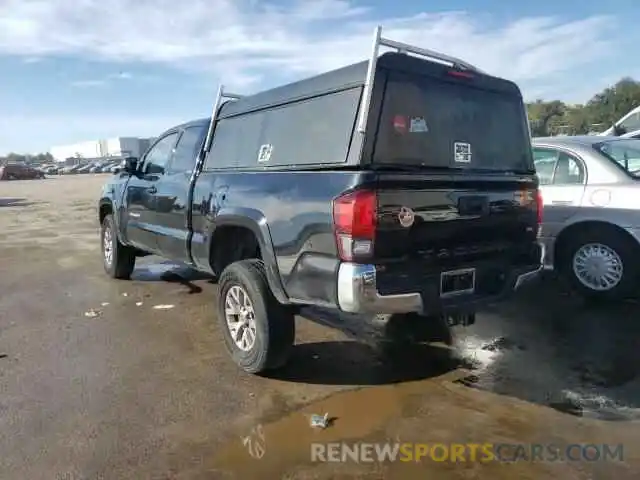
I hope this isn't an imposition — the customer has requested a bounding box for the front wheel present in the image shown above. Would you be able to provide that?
[217,259,295,374]
[101,214,136,279]
[560,228,638,300]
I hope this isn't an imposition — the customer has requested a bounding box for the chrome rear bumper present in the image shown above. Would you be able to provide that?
[337,263,424,314]
[336,257,543,315]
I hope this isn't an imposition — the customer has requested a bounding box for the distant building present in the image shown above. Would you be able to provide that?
[50,137,154,162]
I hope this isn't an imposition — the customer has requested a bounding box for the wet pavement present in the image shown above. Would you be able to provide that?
[1,176,639,479]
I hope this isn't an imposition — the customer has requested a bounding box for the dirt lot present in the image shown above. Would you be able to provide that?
[1,175,639,479]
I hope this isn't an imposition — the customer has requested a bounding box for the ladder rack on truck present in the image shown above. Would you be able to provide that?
[203,85,244,154]
[203,24,484,151]
[192,85,243,182]
[357,25,482,134]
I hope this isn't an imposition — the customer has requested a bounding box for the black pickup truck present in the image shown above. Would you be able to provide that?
[98,27,543,374]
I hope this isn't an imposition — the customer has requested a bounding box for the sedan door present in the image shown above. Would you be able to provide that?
[123,131,179,252]
[544,150,587,207]
[533,146,587,236]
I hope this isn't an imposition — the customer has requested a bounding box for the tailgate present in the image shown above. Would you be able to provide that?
[373,173,540,294]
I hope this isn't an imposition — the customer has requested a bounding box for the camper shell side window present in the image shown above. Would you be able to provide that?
[203,88,362,170]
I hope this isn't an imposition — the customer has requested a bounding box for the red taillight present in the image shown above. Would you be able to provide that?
[332,190,376,261]
[536,190,543,225]
[447,70,474,79]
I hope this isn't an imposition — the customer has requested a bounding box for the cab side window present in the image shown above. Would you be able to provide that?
[168,126,206,173]
[142,132,179,175]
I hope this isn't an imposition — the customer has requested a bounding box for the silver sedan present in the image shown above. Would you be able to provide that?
[532,135,640,300]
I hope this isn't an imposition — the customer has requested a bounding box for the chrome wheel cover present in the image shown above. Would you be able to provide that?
[572,242,623,291]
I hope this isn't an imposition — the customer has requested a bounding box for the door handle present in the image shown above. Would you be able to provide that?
[551,200,571,205]
[147,186,157,194]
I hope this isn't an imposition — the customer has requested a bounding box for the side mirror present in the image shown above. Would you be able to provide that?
[123,156,139,174]
[613,124,627,136]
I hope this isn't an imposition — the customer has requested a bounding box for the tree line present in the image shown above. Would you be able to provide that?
[526,77,640,137]
[1,77,639,164]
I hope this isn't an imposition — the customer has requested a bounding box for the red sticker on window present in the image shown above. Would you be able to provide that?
[393,115,407,133]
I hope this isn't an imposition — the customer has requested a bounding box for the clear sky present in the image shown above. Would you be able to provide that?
[0,0,638,154]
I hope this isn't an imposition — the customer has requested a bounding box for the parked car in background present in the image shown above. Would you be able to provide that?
[0,163,45,180]
[105,162,121,173]
[42,165,58,174]
[532,135,640,299]
[61,165,82,174]
[598,105,640,139]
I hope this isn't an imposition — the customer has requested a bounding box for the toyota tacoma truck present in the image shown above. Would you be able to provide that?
[98,26,543,374]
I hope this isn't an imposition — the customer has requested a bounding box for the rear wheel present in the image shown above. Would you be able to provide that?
[217,259,295,374]
[101,214,136,279]
[560,228,638,300]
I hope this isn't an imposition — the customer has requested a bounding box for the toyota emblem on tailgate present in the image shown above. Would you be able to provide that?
[398,207,415,227]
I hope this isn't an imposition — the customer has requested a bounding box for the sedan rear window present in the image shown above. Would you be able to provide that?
[594,139,640,177]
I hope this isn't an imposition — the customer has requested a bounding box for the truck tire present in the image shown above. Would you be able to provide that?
[560,227,638,301]
[217,259,295,374]
[101,214,136,279]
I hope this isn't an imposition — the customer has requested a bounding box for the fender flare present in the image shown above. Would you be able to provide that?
[209,207,290,304]
[98,197,127,245]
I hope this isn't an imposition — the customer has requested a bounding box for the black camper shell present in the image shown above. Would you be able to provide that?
[206,51,532,173]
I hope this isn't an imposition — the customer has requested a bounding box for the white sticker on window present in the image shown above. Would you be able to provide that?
[409,117,428,133]
[454,142,472,163]
[257,144,273,163]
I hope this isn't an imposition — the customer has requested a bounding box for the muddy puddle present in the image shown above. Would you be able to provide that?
[205,317,640,478]
[206,277,640,478]
[208,374,638,478]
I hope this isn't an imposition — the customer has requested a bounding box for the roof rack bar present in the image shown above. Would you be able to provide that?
[356,25,481,134]
[203,84,244,154]
[356,25,382,134]
[379,37,479,72]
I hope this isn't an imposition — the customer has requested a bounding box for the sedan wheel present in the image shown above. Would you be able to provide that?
[572,242,623,292]
[562,227,638,300]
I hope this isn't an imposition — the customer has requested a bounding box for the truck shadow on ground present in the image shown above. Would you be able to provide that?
[131,259,213,294]
[0,197,38,208]
[269,340,462,385]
